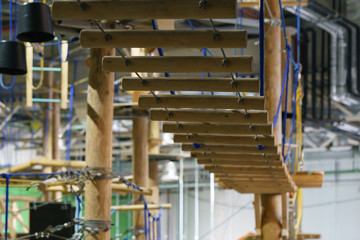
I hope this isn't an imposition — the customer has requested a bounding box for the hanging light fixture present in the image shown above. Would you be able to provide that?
[17,2,54,43]
[160,161,179,182]
[0,0,26,75]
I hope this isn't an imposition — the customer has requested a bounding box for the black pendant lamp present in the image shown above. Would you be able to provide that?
[0,0,27,75]
[17,2,55,43]
[0,41,26,75]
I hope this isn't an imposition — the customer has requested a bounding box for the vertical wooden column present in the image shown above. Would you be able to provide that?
[85,48,115,240]
[132,48,149,240]
[25,43,33,108]
[61,41,69,109]
[43,64,54,201]
[53,83,62,201]
[262,0,283,240]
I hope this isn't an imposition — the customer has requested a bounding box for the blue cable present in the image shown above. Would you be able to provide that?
[259,0,265,96]
[0,75,16,90]
[13,0,17,40]
[66,61,77,160]
[9,0,12,41]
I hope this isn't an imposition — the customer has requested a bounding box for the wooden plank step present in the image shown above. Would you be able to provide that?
[139,95,264,110]
[102,56,252,73]
[221,181,292,187]
[174,134,274,146]
[192,152,281,160]
[214,172,288,178]
[151,109,268,124]
[233,187,295,194]
[239,0,308,8]
[198,159,283,166]
[182,144,278,154]
[163,123,272,135]
[217,176,289,182]
[122,77,259,93]
[291,171,324,188]
[204,165,284,172]
[52,0,237,20]
[81,30,247,48]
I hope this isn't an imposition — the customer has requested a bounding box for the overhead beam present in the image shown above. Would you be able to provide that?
[174,134,275,146]
[102,56,252,73]
[150,109,268,124]
[163,123,272,135]
[81,30,247,48]
[139,95,265,110]
[182,143,278,154]
[122,77,259,93]
[51,0,237,20]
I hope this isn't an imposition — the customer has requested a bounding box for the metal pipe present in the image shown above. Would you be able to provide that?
[301,28,308,120]
[306,28,317,119]
[210,173,215,240]
[179,159,184,240]
[320,30,325,121]
[194,164,199,240]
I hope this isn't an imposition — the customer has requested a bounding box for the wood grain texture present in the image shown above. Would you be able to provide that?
[122,77,259,92]
[191,152,280,160]
[150,109,268,124]
[174,134,275,146]
[164,122,272,135]
[182,143,278,154]
[81,30,247,48]
[102,56,252,73]
[139,95,264,110]
[52,0,237,20]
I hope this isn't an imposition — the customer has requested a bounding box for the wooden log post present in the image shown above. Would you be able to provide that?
[132,48,149,240]
[261,0,283,240]
[43,64,54,201]
[85,48,115,240]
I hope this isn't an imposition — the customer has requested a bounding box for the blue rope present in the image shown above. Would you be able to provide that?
[66,61,77,160]
[281,53,291,158]
[9,0,12,41]
[0,75,16,90]
[259,0,265,96]
[1,173,12,240]
[296,0,301,63]
[13,0,17,40]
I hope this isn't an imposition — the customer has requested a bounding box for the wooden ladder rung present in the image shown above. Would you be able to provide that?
[163,122,272,135]
[221,181,291,187]
[81,30,247,48]
[52,0,237,20]
[233,186,295,194]
[197,159,283,166]
[122,77,259,93]
[150,109,268,124]
[174,134,275,146]
[204,165,284,172]
[192,152,281,160]
[182,143,278,154]
[102,56,252,73]
[215,172,286,178]
[139,95,264,110]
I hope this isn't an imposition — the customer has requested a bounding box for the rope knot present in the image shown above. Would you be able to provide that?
[285,44,292,52]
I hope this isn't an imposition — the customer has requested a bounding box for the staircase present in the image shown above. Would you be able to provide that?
[52,0,297,194]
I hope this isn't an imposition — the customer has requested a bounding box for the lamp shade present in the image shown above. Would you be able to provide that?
[0,40,27,75]
[17,2,55,43]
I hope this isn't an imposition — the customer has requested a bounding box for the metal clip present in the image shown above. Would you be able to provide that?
[199,0,208,9]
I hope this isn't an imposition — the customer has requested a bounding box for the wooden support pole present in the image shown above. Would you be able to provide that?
[281,193,289,240]
[133,117,149,240]
[81,30,247,49]
[150,109,268,124]
[122,77,259,93]
[61,41,69,109]
[51,0,237,20]
[25,43,33,107]
[85,48,115,240]
[139,95,264,110]
[53,81,62,200]
[103,56,252,73]
[261,0,283,238]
